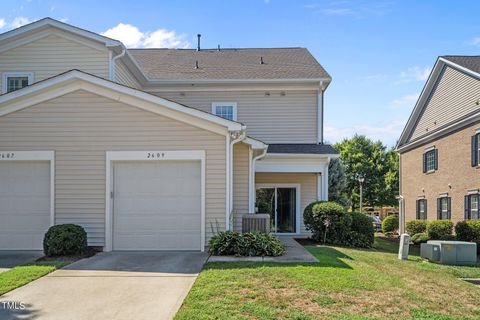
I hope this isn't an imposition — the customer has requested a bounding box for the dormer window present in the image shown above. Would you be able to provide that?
[212,102,237,121]
[3,72,33,93]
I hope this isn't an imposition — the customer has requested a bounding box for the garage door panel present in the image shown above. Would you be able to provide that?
[0,161,50,250]
[113,161,202,251]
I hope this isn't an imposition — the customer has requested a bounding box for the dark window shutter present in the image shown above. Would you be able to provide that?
[473,135,479,167]
[416,200,419,219]
[422,153,427,173]
[465,195,470,220]
[437,198,441,220]
[447,197,451,219]
[434,149,438,170]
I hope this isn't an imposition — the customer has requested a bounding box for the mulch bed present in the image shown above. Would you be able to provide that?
[36,246,100,263]
[294,238,318,246]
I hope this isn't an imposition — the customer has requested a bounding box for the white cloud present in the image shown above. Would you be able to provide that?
[10,17,33,29]
[321,8,355,16]
[325,119,406,145]
[0,19,5,29]
[468,37,480,46]
[397,66,431,84]
[102,23,190,48]
[390,92,420,108]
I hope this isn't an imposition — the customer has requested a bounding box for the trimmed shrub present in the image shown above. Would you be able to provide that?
[455,220,480,244]
[406,220,427,236]
[208,231,285,257]
[348,212,375,248]
[411,233,429,245]
[426,220,453,240]
[43,224,87,256]
[382,215,399,234]
[303,201,351,244]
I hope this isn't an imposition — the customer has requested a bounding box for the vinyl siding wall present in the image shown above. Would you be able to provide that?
[410,66,480,141]
[0,30,110,91]
[115,60,141,89]
[232,142,250,231]
[152,90,318,143]
[0,90,226,246]
[256,172,317,235]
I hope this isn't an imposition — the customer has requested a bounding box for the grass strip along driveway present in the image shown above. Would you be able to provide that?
[176,238,480,320]
[0,261,67,296]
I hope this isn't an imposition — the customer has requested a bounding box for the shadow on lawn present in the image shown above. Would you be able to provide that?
[205,247,354,270]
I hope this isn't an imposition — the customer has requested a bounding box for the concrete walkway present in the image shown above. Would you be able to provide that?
[0,251,43,273]
[208,237,318,263]
[0,251,208,320]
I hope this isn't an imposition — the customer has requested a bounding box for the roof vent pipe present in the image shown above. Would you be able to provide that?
[195,60,199,69]
[197,34,201,51]
[217,44,221,51]
[260,56,264,64]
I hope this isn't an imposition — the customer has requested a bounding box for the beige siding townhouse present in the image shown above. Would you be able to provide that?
[397,56,480,233]
[0,18,338,251]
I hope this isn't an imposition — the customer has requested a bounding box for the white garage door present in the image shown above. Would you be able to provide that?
[0,161,51,250]
[113,161,202,251]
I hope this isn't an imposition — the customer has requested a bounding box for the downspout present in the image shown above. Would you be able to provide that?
[110,46,126,81]
[227,130,246,230]
[249,146,268,213]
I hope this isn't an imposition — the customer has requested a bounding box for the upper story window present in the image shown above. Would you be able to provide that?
[465,193,480,220]
[422,148,438,173]
[212,102,237,121]
[2,72,33,94]
[416,199,427,220]
[472,132,480,167]
[437,196,451,220]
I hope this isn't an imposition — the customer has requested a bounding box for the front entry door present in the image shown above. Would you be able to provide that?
[256,186,297,234]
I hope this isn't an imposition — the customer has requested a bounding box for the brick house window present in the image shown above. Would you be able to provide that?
[472,133,480,167]
[437,197,451,220]
[416,199,427,220]
[423,148,438,173]
[465,194,480,220]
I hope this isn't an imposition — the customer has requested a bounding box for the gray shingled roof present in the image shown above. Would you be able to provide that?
[128,48,330,81]
[442,56,480,74]
[267,144,338,155]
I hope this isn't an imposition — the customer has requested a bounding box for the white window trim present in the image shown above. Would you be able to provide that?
[2,72,34,94]
[212,102,237,121]
[104,150,206,252]
[255,183,301,235]
[0,151,55,226]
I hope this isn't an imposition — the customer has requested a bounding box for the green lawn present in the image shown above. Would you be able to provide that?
[0,261,67,296]
[176,239,480,320]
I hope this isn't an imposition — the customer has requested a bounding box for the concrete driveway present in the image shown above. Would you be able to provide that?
[0,251,208,320]
[0,251,43,273]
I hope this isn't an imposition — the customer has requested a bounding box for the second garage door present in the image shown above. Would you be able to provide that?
[112,161,202,251]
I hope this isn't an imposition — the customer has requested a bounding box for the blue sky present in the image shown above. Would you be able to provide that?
[1,0,479,146]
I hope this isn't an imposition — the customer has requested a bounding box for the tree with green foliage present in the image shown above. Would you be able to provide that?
[334,134,398,211]
[328,158,349,207]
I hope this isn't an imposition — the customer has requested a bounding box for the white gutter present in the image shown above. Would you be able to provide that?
[248,146,268,213]
[110,46,126,81]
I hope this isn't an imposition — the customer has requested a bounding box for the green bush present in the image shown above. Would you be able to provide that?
[426,220,453,240]
[348,212,374,247]
[303,201,351,244]
[208,231,285,257]
[406,220,427,235]
[382,215,399,234]
[455,220,480,244]
[411,233,429,245]
[43,224,87,256]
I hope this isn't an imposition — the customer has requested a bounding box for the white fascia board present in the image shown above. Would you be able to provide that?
[439,57,480,80]
[0,18,122,48]
[0,70,244,134]
[242,137,268,150]
[145,78,331,85]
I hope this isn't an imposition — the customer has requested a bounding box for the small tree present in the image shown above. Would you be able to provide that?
[328,158,349,207]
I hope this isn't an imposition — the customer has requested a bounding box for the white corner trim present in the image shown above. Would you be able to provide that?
[255,183,301,235]
[2,72,34,94]
[0,151,55,226]
[211,102,238,121]
[104,150,206,252]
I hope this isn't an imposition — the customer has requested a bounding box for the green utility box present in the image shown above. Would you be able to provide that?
[420,241,477,266]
